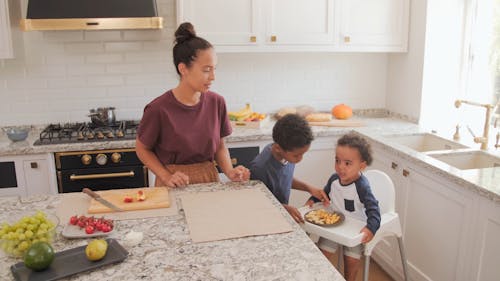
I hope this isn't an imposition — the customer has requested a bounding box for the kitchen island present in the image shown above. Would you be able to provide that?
[0,181,344,281]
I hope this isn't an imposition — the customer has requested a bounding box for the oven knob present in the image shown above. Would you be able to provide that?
[81,154,92,165]
[111,152,121,163]
[96,153,108,165]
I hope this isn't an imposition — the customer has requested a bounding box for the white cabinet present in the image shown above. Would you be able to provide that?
[177,0,261,47]
[0,154,57,197]
[0,0,14,58]
[468,198,500,281]
[370,142,477,281]
[177,0,408,52]
[177,0,336,52]
[337,0,409,52]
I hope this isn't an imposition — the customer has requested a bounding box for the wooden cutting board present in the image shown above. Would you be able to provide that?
[87,187,170,214]
[308,119,364,127]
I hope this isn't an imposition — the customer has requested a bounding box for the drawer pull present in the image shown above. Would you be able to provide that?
[30,162,38,169]
[391,162,398,169]
[402,169,410,177]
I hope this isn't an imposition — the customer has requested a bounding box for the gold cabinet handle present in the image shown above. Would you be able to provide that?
[391,162,398,169]
[344,36,350,43]
[402,169,410,177]
[70,171,135,181]
[250,36,256,42]
[270,35,277,42]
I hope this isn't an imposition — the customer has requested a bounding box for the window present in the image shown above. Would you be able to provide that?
[461,0,499,131]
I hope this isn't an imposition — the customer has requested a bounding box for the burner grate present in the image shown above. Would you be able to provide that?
[34,120,139,145]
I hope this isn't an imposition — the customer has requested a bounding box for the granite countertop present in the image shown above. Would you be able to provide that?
[0,116,420,155]
[1,116,498,203]
[0,181,344,281]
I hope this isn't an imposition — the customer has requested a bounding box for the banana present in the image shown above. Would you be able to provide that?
[228,103,252,121]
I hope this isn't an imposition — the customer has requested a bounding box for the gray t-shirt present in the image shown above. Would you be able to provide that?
[250,144,295,204]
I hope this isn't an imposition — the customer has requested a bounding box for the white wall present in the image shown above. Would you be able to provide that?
[386,0,427,121]
[0,0,389,126]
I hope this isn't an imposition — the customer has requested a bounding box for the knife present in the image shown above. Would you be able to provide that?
[82,187,124,212]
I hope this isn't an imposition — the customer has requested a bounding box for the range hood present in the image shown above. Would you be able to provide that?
[20,0,163,31]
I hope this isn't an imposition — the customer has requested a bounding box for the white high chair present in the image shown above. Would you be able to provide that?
[299,169,409,281]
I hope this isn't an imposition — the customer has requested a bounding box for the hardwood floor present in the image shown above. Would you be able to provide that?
[326,252,395,281]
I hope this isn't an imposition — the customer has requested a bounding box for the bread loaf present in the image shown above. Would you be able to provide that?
[305,113,332,122]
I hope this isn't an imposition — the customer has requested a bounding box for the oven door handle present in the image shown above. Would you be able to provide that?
[70,171,135,181]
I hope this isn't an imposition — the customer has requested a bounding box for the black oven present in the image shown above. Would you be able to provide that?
[55,148,148,193]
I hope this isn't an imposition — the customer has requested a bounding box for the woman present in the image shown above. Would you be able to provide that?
[136,22,250,187]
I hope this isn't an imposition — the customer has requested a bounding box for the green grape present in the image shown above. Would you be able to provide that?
[1,211,57,257]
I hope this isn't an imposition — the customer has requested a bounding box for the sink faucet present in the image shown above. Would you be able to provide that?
[454,99,497,150]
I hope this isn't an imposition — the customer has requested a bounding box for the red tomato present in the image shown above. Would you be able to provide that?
[85,225,95,234]
[69,215,78,225]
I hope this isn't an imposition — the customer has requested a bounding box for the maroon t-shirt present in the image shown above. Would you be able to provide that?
[137,90,232,165]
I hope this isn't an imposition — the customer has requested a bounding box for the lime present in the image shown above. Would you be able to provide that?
[23,241,55,271]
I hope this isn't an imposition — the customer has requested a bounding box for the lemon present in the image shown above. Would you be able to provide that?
[23,241,55,271]
[85,239,108,261]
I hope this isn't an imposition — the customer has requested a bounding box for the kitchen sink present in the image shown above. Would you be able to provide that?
[385,133,468,152]
[427,150,500,170]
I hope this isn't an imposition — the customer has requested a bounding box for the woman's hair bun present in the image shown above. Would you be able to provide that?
[175,22,196,44]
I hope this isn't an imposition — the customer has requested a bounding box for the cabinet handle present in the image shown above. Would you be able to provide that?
[391,162,398,169]
[70,171,135,181]
[30,162,38,169]
[250,36,256,42]
[270,35,277,42]
[344,36,351,43]
[402,169,410,177]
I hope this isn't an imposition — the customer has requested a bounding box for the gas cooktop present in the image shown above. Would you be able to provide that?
[34,120,139,145]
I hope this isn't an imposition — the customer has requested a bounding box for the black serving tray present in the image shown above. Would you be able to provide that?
[11,238,128,281]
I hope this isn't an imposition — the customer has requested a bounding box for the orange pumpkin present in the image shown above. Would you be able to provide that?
[331,104,353,120]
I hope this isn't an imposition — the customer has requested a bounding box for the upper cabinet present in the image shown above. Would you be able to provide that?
[337,0,409,52]
[176,0,409,52]
[0,0,14,58]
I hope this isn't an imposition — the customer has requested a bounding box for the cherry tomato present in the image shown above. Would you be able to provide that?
[69,215,78,225]
[85,225,95,234]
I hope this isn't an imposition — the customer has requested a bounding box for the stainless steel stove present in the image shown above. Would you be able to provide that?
[34,120,139,145]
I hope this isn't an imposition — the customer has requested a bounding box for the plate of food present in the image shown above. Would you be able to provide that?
[61,215,115,239]
[304,209,344,226]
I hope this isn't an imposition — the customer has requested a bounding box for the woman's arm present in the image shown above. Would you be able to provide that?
[135,138,188,187]
[214,138,250,182]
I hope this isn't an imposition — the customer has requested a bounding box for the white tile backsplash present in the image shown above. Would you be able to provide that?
[1,0,389,126]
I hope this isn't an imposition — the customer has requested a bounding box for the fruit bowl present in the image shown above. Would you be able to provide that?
[0,211,59,258]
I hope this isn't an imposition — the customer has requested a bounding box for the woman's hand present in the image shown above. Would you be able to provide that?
[360,226,374,244]
[226,165,250,182]
[283,204,304,223]
[160,171,189,188]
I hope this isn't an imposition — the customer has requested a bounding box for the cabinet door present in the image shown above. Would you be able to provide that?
[0,0,14,58]
[469,198,500,281]
[264,0,335,45]
[404,168,473,281]
[338,0,409,51]
[0,158,27,197]
[177,0,260,46]
[23,158,53,196]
